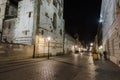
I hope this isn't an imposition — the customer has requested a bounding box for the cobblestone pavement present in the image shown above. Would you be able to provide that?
[0,53,120,80]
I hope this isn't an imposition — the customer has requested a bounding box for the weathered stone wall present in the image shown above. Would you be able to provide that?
[109,13,120,67]
[14,0,34,44]
[2,18,16,43]
[64,34,76,54]
[0,0,65,59]
[0,0,7,32]
[0,43,33,61]
[100,0,115,49]
[35,0,64,56]
[101,0,120,67]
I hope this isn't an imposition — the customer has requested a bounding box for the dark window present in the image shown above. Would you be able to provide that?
[29,12,31,18]
[60,29,62,36]
[53,0,57,7]
[51,30,53,32]
[22,30,28,35]
[45,12,49,18]
[41,30,44,35]
[52,13,57,30]
[58,7,62,17]
[25,31,27,35]
[5,0,18,19]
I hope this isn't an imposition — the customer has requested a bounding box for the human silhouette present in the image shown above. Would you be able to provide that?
[103,51,107,60]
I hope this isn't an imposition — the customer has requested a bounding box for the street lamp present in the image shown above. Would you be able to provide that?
[90,43,93,46]
[47,37,51,59]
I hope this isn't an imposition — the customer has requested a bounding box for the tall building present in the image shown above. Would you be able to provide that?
[0,0,65,59]
[100,0,120,66]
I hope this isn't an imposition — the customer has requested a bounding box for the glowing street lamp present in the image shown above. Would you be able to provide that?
[47,37,51,59]
[90,43,93,46]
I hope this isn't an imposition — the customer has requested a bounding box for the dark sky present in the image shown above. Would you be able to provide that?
[64,0,102,45]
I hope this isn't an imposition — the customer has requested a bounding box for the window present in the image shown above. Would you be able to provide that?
[45,12,49,18]
[60,29,62,36]
[41,30,44,35]
[58,7,62,17]
[22,30,28,35]
[29,12,32,18]
[5,0,18,19]
[53,0,57,7]
[52,13,57,30]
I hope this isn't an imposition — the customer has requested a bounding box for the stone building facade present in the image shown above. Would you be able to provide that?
[0,0,65,60]
[64,33,76,54]
[100,0,120,66]
[64,33,82,54]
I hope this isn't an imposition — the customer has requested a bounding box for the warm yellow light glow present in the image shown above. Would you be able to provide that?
[99,45,103,50]
[75,45,77,48]
[47,37,51,41]
[90,43,93,46]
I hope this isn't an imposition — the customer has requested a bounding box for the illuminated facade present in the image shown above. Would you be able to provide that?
[64,33,76,54]
[0,0,65,59]
[64,33,82,54]
[100,0,120,66]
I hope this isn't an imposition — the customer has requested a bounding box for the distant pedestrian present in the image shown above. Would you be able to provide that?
[103,51,107,60]
[99,52,103,60]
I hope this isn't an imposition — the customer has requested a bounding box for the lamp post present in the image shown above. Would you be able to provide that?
[47,37,51,59]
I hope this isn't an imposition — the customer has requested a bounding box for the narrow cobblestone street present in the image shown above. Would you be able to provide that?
[0,53,120,80]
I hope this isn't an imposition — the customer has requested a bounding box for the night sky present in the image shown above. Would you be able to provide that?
[64,0,102,45]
